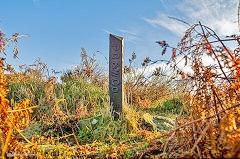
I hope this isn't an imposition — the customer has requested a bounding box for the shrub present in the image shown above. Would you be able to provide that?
[124,52,175,107]
[158,22,240,158]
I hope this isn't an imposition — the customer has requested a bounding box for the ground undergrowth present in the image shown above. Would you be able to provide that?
[2,63,179,158]
[0,42,180,158]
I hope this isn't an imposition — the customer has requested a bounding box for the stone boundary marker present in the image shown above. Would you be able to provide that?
[109,34,124,120]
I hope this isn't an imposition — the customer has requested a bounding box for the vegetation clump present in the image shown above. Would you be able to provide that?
[162,98,183,114]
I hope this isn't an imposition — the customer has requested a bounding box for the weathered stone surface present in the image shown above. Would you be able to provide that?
[109,34,124,119]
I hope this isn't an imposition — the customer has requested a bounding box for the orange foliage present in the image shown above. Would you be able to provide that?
[136,96,152,108]
[0,58,36,158]
[159,22,240,158]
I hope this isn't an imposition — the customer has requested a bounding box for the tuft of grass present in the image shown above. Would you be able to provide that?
[162,98,183,114]
[75,114,130,144]
[22,121,43,139]
[62,79,108,115]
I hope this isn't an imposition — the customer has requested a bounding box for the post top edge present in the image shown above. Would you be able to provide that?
[110,34,123,40]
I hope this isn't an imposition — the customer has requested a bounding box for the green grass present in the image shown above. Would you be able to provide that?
[6,71,182,158]
[62,79,108,114]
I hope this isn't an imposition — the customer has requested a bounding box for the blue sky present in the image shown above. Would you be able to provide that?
[0,0,239,75]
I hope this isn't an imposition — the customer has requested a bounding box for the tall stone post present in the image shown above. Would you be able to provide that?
[109,34,124,120]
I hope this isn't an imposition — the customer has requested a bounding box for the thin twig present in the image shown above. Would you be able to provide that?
[71,127,81,148]
[162,131,175,158]
[168,16,191,26]
[199,22,232,85]
[190,124,210,155]
[238,0,240,32]
[170,103,240,133]
[1,123,13,158]
[54,133,74,141]
[15,127,32,144]
[192,122,202,158]
[7,105,38,113]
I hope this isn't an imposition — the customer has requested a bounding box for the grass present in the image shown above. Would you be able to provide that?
[3,56,181,158]
[7,74,179,157]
